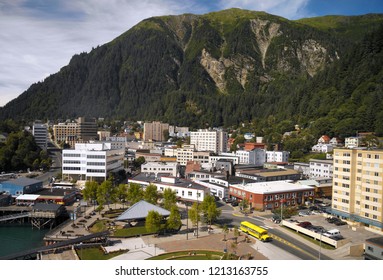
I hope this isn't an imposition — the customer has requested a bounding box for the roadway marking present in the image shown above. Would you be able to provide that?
[269,233,319,260]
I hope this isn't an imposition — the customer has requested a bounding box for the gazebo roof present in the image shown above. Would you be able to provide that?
[115,200,170,221]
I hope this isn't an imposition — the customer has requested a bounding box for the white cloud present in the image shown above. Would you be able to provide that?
[0,0,312,107]
[0,0,190,107]
[218,0,310,19]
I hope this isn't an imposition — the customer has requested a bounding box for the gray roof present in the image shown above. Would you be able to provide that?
[115,200,170,221]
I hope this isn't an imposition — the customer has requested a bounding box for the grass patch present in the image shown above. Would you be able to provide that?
[76,247,128,260]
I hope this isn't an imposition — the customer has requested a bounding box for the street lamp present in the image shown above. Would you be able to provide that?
[196,191,199,239]
[186,202,189,240]
[318,232,322,260]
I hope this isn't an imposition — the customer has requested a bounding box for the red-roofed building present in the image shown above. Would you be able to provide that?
[318,135,330,144]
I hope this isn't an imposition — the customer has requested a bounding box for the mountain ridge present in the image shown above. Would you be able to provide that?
[1,8,383,137]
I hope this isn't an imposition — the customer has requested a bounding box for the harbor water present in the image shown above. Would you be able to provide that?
[0,224,48,257]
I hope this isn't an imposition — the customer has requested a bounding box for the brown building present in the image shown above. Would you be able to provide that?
[229,180,315,210]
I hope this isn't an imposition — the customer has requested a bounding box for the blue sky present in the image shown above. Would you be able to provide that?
[1,0,383,107]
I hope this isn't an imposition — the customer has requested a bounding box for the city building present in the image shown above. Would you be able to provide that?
[32,121,48,150]
[168,126,190,138]
[364,236,383,260]
[294,162,310,179]
[229,180,315,210]
[236,149,265,165]
[0,177,43,198]
[164,146,211,166]
[62,142,124,182]
[128,173,209,203]
[190,129,227,153]
[209,154,240,165]
[332,148,383,231]
[53,117,98,147]
[235,167,301,182]
[311,144,334,153]
[309,159,333,178]
[143,121,169,142]
[266,151,290,163]
[141,161,179,177]
[345,137,361,148]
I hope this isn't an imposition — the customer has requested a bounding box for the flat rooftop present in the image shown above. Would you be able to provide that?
[231,180,314,194]
[130,173,206,191]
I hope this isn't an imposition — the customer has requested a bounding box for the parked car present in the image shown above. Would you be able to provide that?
[326,217,340,223]
[298,221,312,228]
[310,225,325,233]
[231,200,239,207]
[272,216,281,224]
[299,211,310,216]
[323,229,342,239]
[334,220,347,226]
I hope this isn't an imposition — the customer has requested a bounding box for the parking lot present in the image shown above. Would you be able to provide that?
[284,211,381,256]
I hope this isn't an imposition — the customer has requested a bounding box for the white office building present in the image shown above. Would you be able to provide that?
[266,151,290,162]
[190,129,227,153]
[62,143,124,181]
[309,159,333,178]
[236,149,266,165]
[141,161,179,177]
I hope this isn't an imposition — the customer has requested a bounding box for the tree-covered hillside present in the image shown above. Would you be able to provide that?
[0,8,382,138]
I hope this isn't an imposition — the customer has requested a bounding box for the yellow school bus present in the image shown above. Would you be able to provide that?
[240,221,272,242]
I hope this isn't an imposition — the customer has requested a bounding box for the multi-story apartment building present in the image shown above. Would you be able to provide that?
[309,159,333,178]
[62,143,124,182]
[345,137,361,148]
[164,145,211,166]
[32,121,48,150]
[266,151,290,162]
[141,161,179,177]
[143,121,169,142]
[190,129,227,154]
[332,148,383,232]
[168,126,190,138]
[53,117,98,147]
[236,149,266,165]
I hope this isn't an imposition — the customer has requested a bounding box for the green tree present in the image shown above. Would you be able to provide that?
[239,198,250,214]
[144,184,158,205]
[133,156,146,168]
[361,134,380,149]
[166,206,182,232]
[163,188,177,210]
[83,181,99,209]
[222,224,229,241]
[188,202,201,232]
[97,179,116,209]
[145,210,162,235]
[201,195,221,226]
[116,183,128,209]
[127,183,144,205]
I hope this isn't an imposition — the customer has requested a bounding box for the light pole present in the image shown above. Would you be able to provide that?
[318,232,322,260]
[196,191,199,239]
[186,202,189,240]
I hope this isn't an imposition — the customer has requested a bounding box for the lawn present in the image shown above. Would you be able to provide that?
[76,247,128,260]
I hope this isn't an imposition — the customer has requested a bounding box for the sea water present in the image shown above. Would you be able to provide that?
[0,224,48,258]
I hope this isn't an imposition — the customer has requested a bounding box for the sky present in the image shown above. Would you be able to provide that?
[1,0,383,107]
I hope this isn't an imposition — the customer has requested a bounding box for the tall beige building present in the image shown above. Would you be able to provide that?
[143,121,169,142]
[332,148,383,231]
[53,117,98,147]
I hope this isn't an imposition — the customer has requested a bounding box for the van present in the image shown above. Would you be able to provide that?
[323,229,341,238]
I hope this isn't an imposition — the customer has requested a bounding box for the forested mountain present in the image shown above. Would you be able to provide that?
[1,8,382,137]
